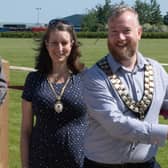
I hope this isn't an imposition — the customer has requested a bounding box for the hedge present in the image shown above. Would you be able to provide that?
[0,31,168,38]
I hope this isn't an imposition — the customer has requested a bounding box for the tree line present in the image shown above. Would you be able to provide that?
[81,0,168,32]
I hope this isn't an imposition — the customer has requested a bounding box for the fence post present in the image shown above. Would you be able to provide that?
[0,59,9,168]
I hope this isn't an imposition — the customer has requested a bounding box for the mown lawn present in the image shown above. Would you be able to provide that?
[0,38,168,167]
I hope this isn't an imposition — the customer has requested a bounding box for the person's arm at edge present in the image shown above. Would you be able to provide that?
[0,60,7,104]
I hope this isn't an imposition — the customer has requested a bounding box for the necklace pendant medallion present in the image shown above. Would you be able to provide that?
[54,100,63,113]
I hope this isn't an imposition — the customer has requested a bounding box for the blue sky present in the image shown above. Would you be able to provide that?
[0,0,167,24]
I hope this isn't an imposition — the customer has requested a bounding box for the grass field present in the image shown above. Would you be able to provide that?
[0,38,168,167]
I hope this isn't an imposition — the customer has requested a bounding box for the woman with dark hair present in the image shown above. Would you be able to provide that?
[20,19,87,168]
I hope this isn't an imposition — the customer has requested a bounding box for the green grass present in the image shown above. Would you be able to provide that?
[0,38,168,167]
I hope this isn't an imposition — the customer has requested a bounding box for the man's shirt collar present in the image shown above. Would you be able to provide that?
[107,52,149,73]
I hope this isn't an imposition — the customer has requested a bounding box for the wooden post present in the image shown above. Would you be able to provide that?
[0,59,9,168]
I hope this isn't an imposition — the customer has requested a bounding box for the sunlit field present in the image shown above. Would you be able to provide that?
[0,38,168,167]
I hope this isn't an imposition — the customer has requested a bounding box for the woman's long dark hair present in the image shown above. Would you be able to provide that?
[35,21,84,75]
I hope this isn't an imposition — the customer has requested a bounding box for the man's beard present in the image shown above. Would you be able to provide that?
[107,40,137,62]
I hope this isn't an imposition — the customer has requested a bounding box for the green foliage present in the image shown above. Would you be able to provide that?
[149,0,163,24]
[0,31,44,38]
[96,0,111,26]
[81,0,113,31]
[142,32,168,38]
[81,10,99,32]
[134,0,162,25]
[81,0,165,32]
[1,31,168,39]
[77,31,107,38]
[143,23,168,32]
[163,12,168,25]
[79,31,168,39]
[134,0,151,24]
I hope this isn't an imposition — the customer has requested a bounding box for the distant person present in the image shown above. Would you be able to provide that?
[81,4,168,168]
[0,59,7,104]
[20,19,87,168]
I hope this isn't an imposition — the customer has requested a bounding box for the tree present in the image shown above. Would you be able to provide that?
[81,9,99,31]
[149,0,162,24]
[163,12,168,25]
[134,0,162,25]
[81,0,128,31]
[96,0,112,30]
[134,0,151,24]
[81,0,112,31]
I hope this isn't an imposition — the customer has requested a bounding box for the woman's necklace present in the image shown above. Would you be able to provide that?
[48,75,71,113]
